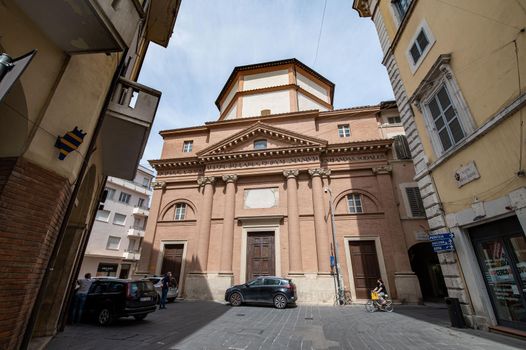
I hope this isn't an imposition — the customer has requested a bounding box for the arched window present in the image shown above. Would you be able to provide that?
[347,193,363,213]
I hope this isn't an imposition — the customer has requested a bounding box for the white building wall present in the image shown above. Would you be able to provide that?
[243,69,289,91]
[220,84,238,112]
[298,92,328,112]
[296,72,329,102]
[242,90,290,117]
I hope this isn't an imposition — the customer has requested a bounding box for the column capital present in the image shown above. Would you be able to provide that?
[197,176,216,187]
[308,168,331,178]
[372,165,393,175]
[222,174,238,183]
[151,181,166,190]
[283,169,299,179]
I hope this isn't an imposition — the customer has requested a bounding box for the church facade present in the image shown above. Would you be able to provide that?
[138,59,432,303]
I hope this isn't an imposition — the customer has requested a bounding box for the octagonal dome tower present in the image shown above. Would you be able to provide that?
[215,58,335,121]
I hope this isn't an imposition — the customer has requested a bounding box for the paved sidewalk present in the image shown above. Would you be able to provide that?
[47,301,526,350]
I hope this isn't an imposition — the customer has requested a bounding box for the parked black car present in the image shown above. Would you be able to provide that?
[225,276,297,309]
[83,278,157,326]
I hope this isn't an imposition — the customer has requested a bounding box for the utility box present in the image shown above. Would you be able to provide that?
[445,297,466,328]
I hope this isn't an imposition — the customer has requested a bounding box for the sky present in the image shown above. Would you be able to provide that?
[137,0,395,167]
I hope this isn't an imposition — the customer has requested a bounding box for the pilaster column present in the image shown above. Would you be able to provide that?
[220,174,238,273]
[138,181,166,273]
[283,169,302,273]
[195,176,215,273]
[372,165,411,272]
[309,168,331,273]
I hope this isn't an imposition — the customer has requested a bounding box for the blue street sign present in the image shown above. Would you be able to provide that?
[431,240,453,248]
[433,246,454,253]
[330,256,335,267]
[429,232,454,241]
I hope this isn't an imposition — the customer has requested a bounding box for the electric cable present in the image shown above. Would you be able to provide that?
[313,0,328,66]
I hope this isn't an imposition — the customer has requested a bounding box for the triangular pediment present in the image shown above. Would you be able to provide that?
[197,122,327,158]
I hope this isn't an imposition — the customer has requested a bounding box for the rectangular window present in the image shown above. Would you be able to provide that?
[393,135,412,159]
[409,29,430,65]
[338,124,351,137]
[106,236,121,250]
[393,0,412,20]
[183,141,193,152]
[118,192,131,204]
[405,187,425,217]
[95,210,110,222]
[142,177,150,188]
[387,116,401,124]
[347,194,363,213]
[426,86,465,152]
[105,188,115,201]
[254,139,267,150]
[175,203,186,220]
[137,198,145,208]
[113,213,126,226]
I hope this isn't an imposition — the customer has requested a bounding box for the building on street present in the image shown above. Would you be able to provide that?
[138,58,439,305]
[79,166,154,279]
[0,1,181,348]
[353,0,526,333]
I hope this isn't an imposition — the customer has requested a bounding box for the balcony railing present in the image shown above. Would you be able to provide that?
[123,251,141,260]
[132,206,149,217]
[100,77,161,179]
[127,226,145,237]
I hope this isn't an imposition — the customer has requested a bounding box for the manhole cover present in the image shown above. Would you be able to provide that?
[236,313,245,316]
[305,317,314,320]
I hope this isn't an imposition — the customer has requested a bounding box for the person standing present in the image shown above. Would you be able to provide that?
[159,271,172,309]
[71,273,93,323]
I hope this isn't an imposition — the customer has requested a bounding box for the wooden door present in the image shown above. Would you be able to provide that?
[246,232,275,281]
[349,241,381,299]
[161,244,184,286]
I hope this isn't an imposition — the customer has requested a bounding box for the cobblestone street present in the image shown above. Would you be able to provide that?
[47,301,526,350]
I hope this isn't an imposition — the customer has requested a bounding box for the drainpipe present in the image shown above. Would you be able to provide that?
[21,48,128,349]
[325,187,343,305]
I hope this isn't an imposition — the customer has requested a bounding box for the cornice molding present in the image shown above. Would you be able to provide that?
[197,176,216,187]
[308,168,331,178]
[372,165,393,174]
[222,174,238,183]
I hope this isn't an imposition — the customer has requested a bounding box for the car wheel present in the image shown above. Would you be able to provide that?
[229,292,242,306]
[134,314,147,321]
[97,307,114,326]
[273,294,287,309]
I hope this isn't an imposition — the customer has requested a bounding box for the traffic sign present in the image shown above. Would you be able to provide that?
[433,246,454,253]
[429,232,454,241]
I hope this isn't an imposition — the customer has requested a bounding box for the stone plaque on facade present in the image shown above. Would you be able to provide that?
[454,161,480,188]
[244,188,278,209]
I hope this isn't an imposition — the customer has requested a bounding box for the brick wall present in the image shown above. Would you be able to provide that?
[0,157,71,350]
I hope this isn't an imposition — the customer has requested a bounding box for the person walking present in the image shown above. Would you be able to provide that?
[71,273,93,324]
[159,271,172,309]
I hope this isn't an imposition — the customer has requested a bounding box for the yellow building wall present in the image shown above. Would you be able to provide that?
[378,0,526,213]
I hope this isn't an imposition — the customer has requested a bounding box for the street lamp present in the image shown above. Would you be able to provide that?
[324,186,343,305]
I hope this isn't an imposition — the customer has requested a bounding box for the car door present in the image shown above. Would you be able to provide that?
[260,278,279,302]
[243,277,264,302]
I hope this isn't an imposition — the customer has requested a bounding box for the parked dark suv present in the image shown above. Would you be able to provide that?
[83,278,157,325]
[225,276,297,309]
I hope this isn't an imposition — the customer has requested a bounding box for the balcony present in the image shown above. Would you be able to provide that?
[127,226,145,237]
[100,77,161,179]
[123,251,141,261]
[15,0,145,53]
[132,206,149,217]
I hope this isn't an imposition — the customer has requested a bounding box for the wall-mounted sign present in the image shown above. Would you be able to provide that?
[430,232,455,253]
[454,161,480,188]
[55,127,87,160]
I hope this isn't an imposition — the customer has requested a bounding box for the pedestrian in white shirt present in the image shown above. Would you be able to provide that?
[71,273,93,324]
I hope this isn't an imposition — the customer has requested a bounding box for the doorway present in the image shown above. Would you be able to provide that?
[470,216,526,331]
[119,264,131,279]
[409,242,447,301]
[349,240,381,299]
[161,244,184,287]
[246,232,275,281]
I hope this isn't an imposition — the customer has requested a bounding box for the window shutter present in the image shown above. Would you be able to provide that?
[393,135,412,159]
[405,187,425,217]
